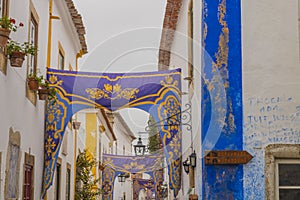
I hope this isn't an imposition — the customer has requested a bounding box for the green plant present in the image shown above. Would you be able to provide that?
[75,149,102,200]
[27,73,43,83]
[38,79,56,101]
[6,40,37,56]
[0,16,23,31]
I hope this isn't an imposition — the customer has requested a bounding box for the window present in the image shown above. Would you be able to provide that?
[55,160,61,200]
[26,2,39,104]
[265,144,300,200]
[65,164,71,200]
[275,159,300,200]
[0,0,3,17]
[0,0,9,17]
[58,43,65,70]
[28,11,38,75]
[23,153,34,200]
[23,165,33,200]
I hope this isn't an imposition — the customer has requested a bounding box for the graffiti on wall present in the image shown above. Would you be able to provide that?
[243,96,300,199]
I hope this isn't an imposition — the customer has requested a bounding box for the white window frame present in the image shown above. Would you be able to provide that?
[28,18,37,74]
[0,0,9,18]
[265,144,300,200]
[0,0,3,17]
[58,43,65,70]
[275,159,300,200]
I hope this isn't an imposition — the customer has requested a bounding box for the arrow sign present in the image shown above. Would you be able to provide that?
[204,150,253,165]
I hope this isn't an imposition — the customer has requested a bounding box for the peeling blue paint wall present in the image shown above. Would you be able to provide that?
[201,0,243,199]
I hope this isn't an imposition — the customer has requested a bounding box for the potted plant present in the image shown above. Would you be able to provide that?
[38,79,56,101]
[27,73,43,91]
[0,16,23,48]
[6,40,37,67]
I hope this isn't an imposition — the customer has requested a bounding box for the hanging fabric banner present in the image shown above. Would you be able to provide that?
[102,154,163,199]
[133,178,155,200]
[102,154,163,174]
[42,69,182,198]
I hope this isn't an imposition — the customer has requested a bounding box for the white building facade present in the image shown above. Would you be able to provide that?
[158,0,300,199]
[0,0,87,199]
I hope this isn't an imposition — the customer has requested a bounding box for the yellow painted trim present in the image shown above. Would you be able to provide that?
[58,42,65,70]
[69,63,73,71]
[46,0,60,68]
[46,0,53,68]
[58,42,65,56]
[73,126,77,199]
[76,50,84,71]
[86,113,97,177]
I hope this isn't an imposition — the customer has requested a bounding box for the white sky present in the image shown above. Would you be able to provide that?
[72,0,167,135]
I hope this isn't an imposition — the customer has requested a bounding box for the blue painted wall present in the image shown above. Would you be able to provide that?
[201,0,243,199]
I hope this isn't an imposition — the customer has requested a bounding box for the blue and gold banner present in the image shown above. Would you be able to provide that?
[102,154,162,199]
[42,69,182,198]
[102,154,163,174]
[133,178,155,200]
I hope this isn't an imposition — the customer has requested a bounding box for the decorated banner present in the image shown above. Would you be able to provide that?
[133,178,155,200]
[42,69,182,198]
[102,154,163,174]
[102,154,163,199]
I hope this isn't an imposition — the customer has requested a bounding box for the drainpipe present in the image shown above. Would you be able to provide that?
[187,0,194,98]
[46,0,60,68]
[187,1,198,200]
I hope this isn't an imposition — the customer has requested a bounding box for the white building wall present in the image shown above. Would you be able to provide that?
[167,0,300,199]
[0,0,85,199]
[0,1,48,200]
[113,113,134,200]
[242,0,300,199]
[166,0,202,198]
[51,0,81,69]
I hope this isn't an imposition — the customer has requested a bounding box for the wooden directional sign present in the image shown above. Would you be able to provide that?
[204,150,253,165]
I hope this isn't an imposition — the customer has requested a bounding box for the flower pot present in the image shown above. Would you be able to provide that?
[38,88,50,100]
[0,28,10,48]
[9,51,25,67]
[27,77,39,91]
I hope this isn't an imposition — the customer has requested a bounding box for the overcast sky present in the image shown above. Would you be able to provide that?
[72,0,167,136]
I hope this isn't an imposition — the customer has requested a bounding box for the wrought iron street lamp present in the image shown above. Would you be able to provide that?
[134,137,146,156]
[118,172,126,183]
[183,158,190,174]
[189,150,197,168]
